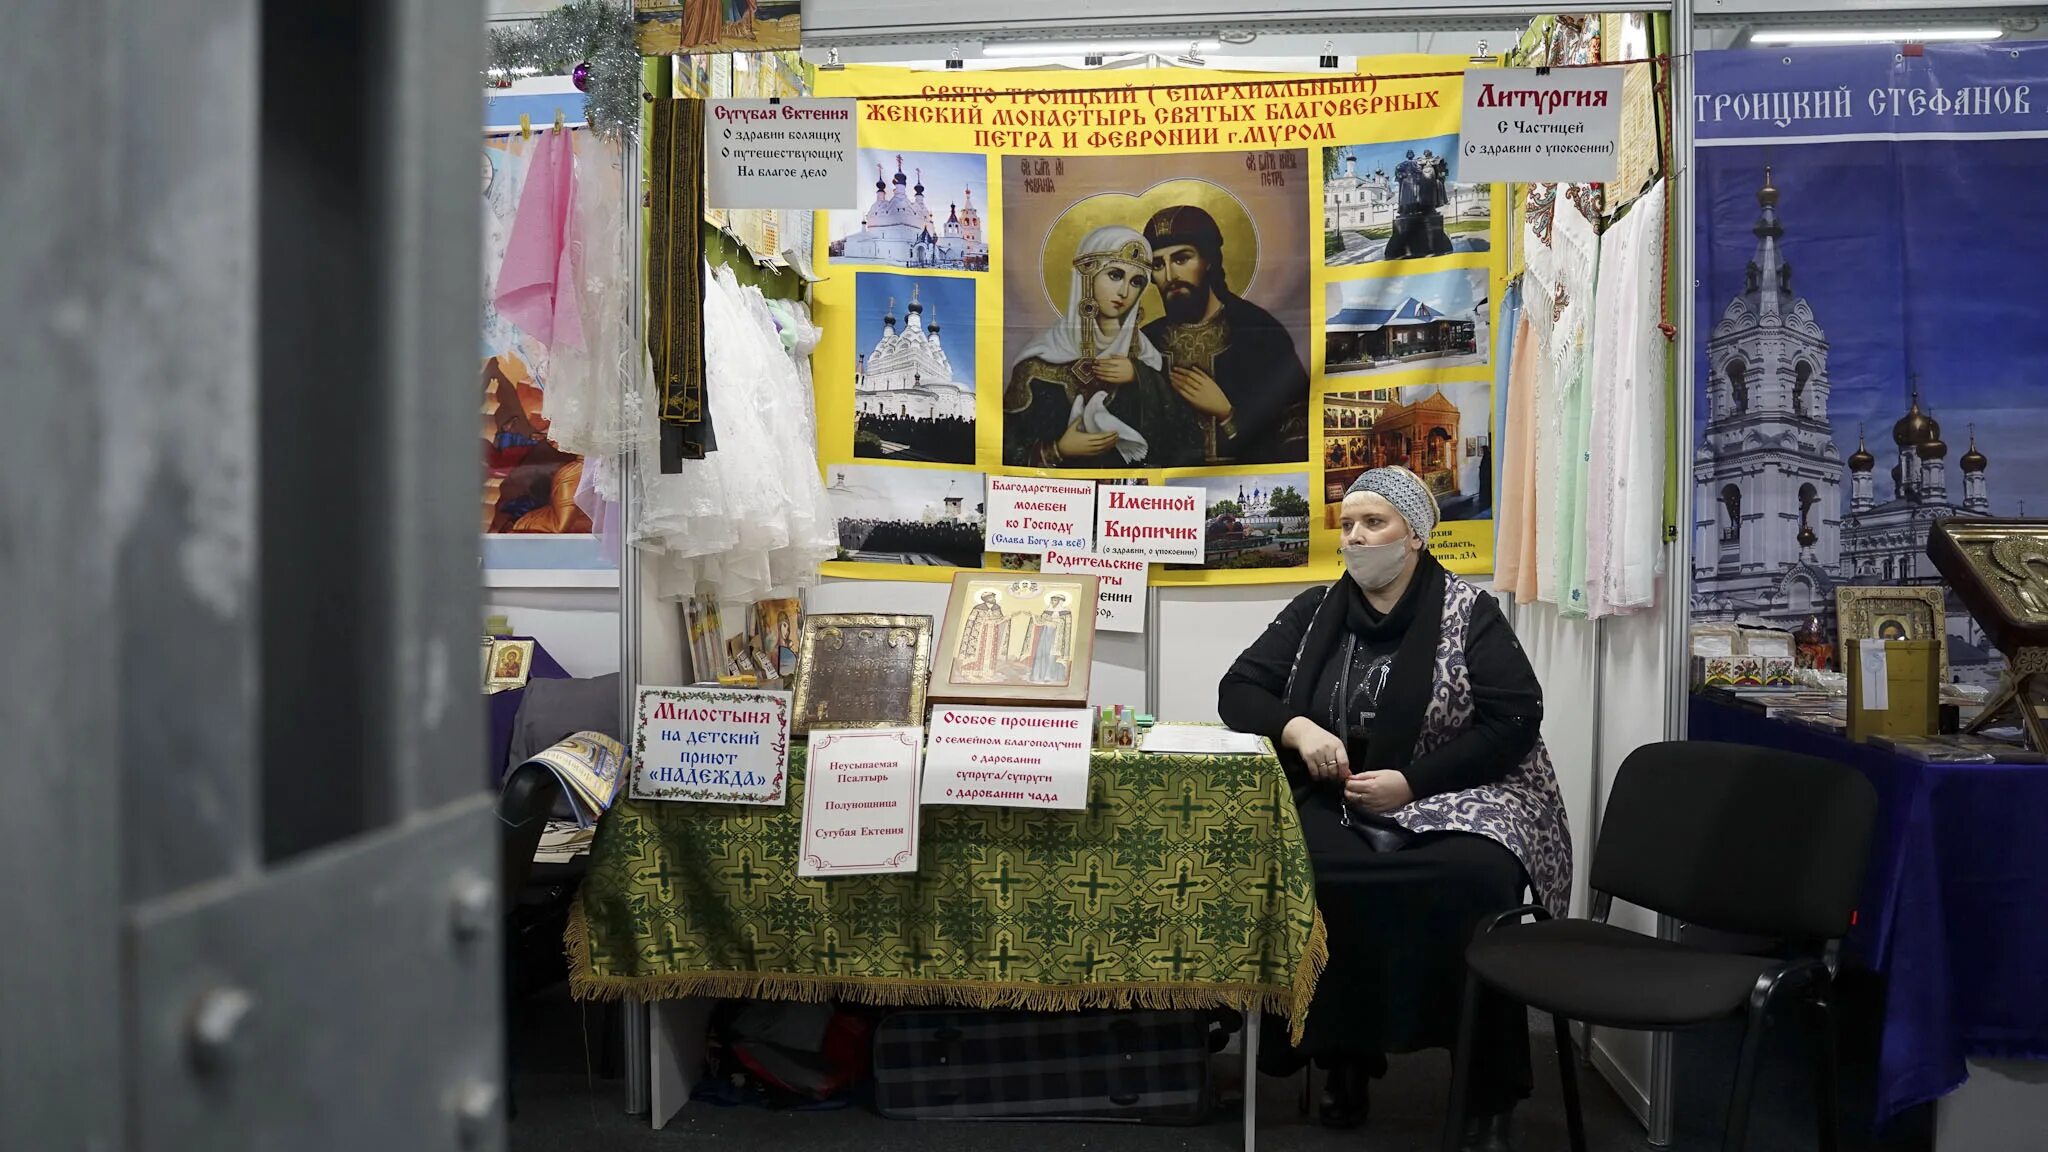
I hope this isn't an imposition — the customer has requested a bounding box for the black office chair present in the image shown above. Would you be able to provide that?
[497,763,565,1122]
[1441,740,1878,1152]
[499,761,566,900]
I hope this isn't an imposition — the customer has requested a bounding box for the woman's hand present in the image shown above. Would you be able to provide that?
[1282,717,1349,783]
[1345,770,1415,814]
[1091,355,1136,386]
[1056,417,1121,461]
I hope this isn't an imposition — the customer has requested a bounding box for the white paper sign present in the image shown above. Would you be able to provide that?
[985,476,1097,555]
[799,727,923,877]
[1458,69,1624,184]
[629,686,792,804]
[923,706,1092,810]
[704,99,858,210]
[1094,483,1203,563]
[1042,546,1147,633]
[1858,644,1890,712]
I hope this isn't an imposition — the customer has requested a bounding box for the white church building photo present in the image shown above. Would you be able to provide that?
[1692,168,1997,677]
[830,152,990,272]
[854,282,974,422]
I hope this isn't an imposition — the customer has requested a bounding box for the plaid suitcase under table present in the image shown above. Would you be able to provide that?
[870,1009,1212,1124]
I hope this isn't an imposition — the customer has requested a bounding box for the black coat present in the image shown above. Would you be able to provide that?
[1215,568,1542,804]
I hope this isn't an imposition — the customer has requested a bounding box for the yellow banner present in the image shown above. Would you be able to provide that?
[812,59,1505,585]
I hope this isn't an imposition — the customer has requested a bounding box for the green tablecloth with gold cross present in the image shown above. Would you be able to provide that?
[568,748,1326,1036]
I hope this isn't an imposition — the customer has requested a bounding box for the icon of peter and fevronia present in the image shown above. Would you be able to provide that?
[1003,204,1309,469]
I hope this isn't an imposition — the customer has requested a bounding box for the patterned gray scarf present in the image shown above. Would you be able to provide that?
[1345,467,1437,538]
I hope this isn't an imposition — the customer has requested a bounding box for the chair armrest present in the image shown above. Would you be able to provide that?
[499,763,564,828]
[498,764,565,899]
[1767,955,1830,992]
[1744,954,1834,1015]
[1479,903,1553,936]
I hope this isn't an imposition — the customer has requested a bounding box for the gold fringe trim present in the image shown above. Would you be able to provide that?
[566,899,1321,1023]
[1288,907,1329,1045]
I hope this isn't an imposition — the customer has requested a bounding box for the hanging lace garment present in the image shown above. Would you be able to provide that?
[637,266,835,607]
[1495,286,1539,602]
[762,296,826,458]
[734,275,835,598]
[657,266,790,603]
[573,451,619,560]
[1523,211,1559,605]
[1495,281,1520,485]
[542,137,644,473]
[763,294,834,590]
[1586,179,1668,618]
[630,263,736,577]
[1549,195,1600,617]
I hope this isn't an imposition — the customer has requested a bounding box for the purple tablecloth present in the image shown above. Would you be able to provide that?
[1690,696,2048,1124]
[487,638,571,786]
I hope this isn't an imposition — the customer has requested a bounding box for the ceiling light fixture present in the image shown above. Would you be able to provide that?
[983,39,1222,58]
[1748,27,2003,45]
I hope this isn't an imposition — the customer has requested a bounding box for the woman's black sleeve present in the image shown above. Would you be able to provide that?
[1217,587,1327,741]
[1400,592,1544,801]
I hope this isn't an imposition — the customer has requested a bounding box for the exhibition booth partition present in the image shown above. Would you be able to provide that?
[476,4,2048,1148]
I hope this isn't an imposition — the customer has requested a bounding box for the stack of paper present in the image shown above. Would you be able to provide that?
[516,730,627,828]
[535,821,597,863]
[1138,724,1269,756]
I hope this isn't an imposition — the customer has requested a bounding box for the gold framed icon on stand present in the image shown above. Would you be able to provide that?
[929,572,1100,707]
[790,613,933,734]
[1835,585,1948,684]
[485,638,536,693]
[1928,518,2048,751]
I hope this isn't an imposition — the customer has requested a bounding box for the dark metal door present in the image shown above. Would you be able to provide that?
[3,2,499,1148]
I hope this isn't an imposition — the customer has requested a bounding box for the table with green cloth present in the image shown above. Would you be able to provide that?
[569,748,1326,1036]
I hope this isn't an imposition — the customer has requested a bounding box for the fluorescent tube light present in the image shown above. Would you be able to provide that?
[1749,28,2002,45]
[983,39,1222,58]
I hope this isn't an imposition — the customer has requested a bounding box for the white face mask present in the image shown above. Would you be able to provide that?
[1341,540,1412,591]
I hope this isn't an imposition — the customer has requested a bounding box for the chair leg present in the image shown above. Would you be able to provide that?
[1298,1065,1313,1116]
[1552,1014,1587,1152]
[1808,977,1841,1152]
[1721,975,1781,1152]
[1440,971,1484,1152]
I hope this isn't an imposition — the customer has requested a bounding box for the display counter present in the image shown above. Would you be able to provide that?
[570,747,1322,1025]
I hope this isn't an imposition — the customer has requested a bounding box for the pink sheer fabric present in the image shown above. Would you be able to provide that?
[494,131,584,351]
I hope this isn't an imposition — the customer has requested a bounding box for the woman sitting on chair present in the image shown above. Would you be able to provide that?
[1218,466,1572,1152]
